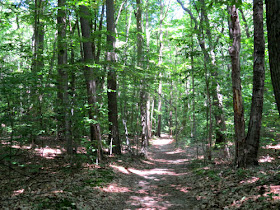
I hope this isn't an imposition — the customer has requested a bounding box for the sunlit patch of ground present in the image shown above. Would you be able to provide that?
[110,165,130,174]
[12,189,25,196]
[267,185,280,201]
[165,148,187,154]
[149,157,191,165]
[264,143,280,150]
[34,147,64,159]
[240,176,259,184]
[259,154,276,163]
[128,168,177,177]
[127,195,171,210]
[150,135,174,146]
[103,183,132,193]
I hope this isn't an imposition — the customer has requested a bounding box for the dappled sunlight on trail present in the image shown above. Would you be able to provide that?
[106,134,198,209]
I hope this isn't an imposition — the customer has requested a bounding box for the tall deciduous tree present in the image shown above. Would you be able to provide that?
[106,0,121,154]
[136,0,148,155]
[57,0,72,154]
[266,0,280,116]
[228,4,245,166]
[80,5,102,161]
[243,0,265,166]
[177,0,227,147]
[31,0,45,145]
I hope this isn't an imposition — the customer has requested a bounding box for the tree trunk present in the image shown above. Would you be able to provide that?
[228,5,246,166]
[57,0,72,154]
[156,0,164,137]
[169,81,173,136]
[199,0,227,146]
[136,0,148,156]
[31,0,45,146]
[106,0,121,155]
[177,0,227,146]
[80,5,102,161]
[244,0,265,166]
[266,0,280,115]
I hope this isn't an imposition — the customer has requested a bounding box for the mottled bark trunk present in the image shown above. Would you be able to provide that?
[106,0,121,154]
[80,5,102,161]
[266,0,280,115]
[244,0,265,166]
[228,5,246,166]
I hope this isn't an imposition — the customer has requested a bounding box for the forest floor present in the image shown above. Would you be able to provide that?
[1,134,280,209]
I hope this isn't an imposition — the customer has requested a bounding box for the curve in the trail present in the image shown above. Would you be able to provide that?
[105,134,199,210]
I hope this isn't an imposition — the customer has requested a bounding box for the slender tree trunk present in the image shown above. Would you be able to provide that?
[57,0,72,154]
[136,0,148,156]
[169,81,173,136]
[150,97,155,136]
[80,5,102,161]
[228,5,246,166]
[157,77,162,137]
[156,0,164,137]
[31,0,45,145]
[106,0,121,154]
[244,0,265,166]
[200,0,227,146]
[145,0,152,139]
[178,0,227,146]
[266,0,280,116]
[240,8,250,38]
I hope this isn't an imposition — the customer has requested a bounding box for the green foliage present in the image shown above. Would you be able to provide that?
[36,198,76,210]
[84,169,114,187]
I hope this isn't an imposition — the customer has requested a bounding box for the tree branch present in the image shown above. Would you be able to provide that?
[176,0,198,29]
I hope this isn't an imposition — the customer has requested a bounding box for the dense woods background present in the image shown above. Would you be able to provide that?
[1,0,280,208]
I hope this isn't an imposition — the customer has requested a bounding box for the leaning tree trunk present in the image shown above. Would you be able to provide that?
[80,5,102,161]
[244,0,265,167]
[106,0,121,154]
[228,5,246,167]
[266,0,280,116]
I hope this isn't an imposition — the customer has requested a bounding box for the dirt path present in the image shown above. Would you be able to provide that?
[104,134,199,209]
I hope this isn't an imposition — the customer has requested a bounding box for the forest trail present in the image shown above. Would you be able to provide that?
[106,134,199,209]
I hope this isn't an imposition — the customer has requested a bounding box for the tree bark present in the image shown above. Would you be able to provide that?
[266,0,280,115]
[57,0,72,154]
[178,0,227,146]
[244,0,265,166]
[228,5,246,167]
[156,0,164,137]
[106,0,121,154]
[80,5,102,161]
[31,0,45,145]
[136,0,148,156]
